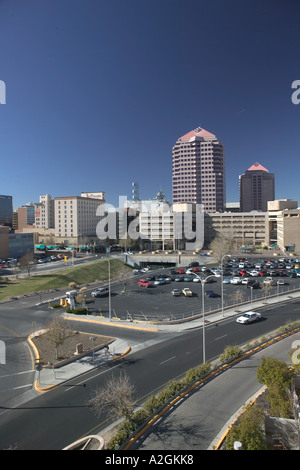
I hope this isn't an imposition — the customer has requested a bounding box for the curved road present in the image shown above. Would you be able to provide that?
[0,295,300,449]
[132,330,300,450]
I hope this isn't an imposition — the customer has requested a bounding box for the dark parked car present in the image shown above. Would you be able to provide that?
[205,290,218,298]
[247,280,260,289]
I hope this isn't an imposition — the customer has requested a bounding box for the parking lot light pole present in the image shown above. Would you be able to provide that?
[201,274,216,363]
[106,247,111,322]
[221,254,231,318]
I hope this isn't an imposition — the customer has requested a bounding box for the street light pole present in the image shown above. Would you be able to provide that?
[221,254,231,318]
[106,247,111,322]
[201,274,216,363]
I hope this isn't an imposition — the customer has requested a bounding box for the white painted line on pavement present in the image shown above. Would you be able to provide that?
[160,356,176,365]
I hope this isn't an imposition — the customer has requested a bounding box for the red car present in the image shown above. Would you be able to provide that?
[177,269,185,274]
[239,270,248,276]
[138,279,151,287]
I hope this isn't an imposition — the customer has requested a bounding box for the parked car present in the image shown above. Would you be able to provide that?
[263,277,276,286]
[205,290,218,297]
[231,277,241,285]
[182,287,193,297]
[236,311,261,324]
[91,287,109,297]
[138,279,152,287]
[154,279,166,285]
[249,270,259,277]
[247,280,260,289]
[172,289,181,296]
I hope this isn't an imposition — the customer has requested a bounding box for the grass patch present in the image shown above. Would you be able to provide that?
[0,258,131,301]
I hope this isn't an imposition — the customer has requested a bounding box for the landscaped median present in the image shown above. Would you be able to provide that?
[28,328,132,392]
[108,322,300,450]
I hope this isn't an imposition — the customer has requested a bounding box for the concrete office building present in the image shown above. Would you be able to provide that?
[172,126,225,212]
[268,200,300,253]
[54,194,105,240]
[207,211,269,248]
[34,194,54,229]
[16,203,35,231]
[239,162,275,212]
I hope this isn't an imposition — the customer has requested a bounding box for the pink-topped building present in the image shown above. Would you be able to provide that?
[172,126,225,212]
[239,162,275,212]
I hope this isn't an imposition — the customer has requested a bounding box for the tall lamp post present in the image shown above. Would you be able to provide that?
[201,274,216,363]
[221,254,231,318]
[106,247,112,322]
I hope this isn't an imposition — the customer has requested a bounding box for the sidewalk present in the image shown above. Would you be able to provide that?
[34,289,300,391]
[34,338,132,392]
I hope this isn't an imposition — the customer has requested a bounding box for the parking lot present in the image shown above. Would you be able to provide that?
[82,256,300,322]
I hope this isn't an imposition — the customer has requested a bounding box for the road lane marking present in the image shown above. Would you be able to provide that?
[214,335,228,341]
[0,383,33,392]
[160,356,176,365]
[0,370,34,378]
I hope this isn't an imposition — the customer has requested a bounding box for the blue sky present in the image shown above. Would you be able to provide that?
[0,0,299,210]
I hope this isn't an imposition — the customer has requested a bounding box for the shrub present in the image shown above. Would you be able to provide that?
[66,306,88,315]
[143,395,160,415]
[220,345,242,363]
[131,409,149,428]
[226,404,266,450]
[184,363,211,384]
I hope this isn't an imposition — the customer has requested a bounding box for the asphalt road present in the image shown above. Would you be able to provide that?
[135,330,300,451]
[1,297,300,449]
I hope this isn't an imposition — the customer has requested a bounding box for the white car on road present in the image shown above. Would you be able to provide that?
[236,311,261,324]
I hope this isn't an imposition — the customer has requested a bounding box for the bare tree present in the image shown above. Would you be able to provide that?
[230,289,244,305]
[116,267,133,294]
[209,233,236,264]
[18,252,36,277]
[89,372,136,421]
[261,283,273,300]
[46,316,69,360]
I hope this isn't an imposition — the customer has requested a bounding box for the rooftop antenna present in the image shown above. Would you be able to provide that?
[132,182,140,201]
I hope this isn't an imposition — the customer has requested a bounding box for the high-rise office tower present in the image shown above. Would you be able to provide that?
[239,162,275,212]
[172,126,225,212]
[0,195,13,226]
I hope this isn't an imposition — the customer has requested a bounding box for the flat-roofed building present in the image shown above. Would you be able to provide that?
[207,211,269,247]
[268,200,300,253]
[0,195,13,227]
[54,194,105,239]
[34,194,54,229]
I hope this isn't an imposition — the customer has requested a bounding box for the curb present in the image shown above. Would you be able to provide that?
[28,330,132,392]
[121,325,300,450]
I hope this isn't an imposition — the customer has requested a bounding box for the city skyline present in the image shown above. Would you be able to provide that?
[0,0,299,210]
